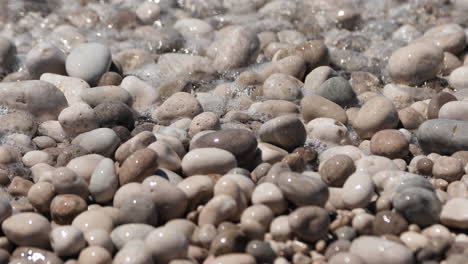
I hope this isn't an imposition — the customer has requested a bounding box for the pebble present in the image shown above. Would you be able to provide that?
[144,227,189,263]
[59,103,100,137]
[153,92,203,125]
[353,96,399,139]
[198,195,238,226]
[439,101,468,121]
[301,95,347,124]
[51,167,89,198]
[66,154,105,183]
[2,212,51,248]
[111,224,155,250]
[400,231,429,251]
[313,76,357,107]
[182,148,237,176]
[0,81,67,122]
[26,42,66,79]
[288,206,330,243]
[190,129,257,168]
[329,252,365,264]
[372,210,408,236]
[113,240,153,264]
[259,115,307,151]
[117,194,158,226]
[189,112,220,136]
[210,229,247,256]
[72,128,121,157]
[211,253,256,264]
[80,85,132,107]
[248,100,299,119]
[246,240,276,264]
[251,182,287,214]
[94,101,135,130]
[422,23,466,54]
[417,119,468,155]
[319,154,355,187]
[84,229,114,253]
[50,194,87,225]
[148,141,181,171]
[427,92,458,120]
[387,42,444,85]
[11,247,63,264]
[177,175,215,211]
[27,182,55,213]
[342,172,375,209]
[72,209,114,234]
[78,246,112,264]
[449,66,468,90]
[275,40,329,70]
[440,198,468,229]
[89,158,118,203]
[120,76,160,112]
[97,72,122,86]
[263,73,303,101]
[115,131,156,163]
[349,236,414,264]
[277,171,329,207]
[118,148,158,185]
[50,225,86,257]
[370,129,409,159]
[432,156,464,182]
[66,43,112,85]
[306,117,349,145]
[393,187,441,227]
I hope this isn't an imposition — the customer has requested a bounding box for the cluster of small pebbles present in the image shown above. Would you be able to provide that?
[1,0,468,263]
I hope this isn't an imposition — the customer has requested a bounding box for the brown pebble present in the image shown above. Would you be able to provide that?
[433,156,464,182]
[210,229,248,256]
[288,206,330,243]
[372,210,408,236]
[427,92,457,119]
[7,177,33,196]
[370,129,409,159]
[417,158,434,175]
[50,194,87,225]
[118,148,158,185]
[452,150,468,167]
[319,154,355,187]
[27,182,55,213]
[292,146,317,163]
[97,72,122,86]
[282,153,305,172]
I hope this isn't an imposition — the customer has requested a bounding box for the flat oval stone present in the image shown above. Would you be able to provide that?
[153,92,203,125]
[182,148,237,176]
[259,115,306,151]
[349,236,414,264]
[342,172,375,209]
[319,154,355,187]
[387,42,443,85]
[353,96,399,139]
[66,42,112,84]
[72,128,121,157]
[438,101,468,121]
[288,206,330,243]
[190,129,257,168]
[111,224,155,249]
[392,187,441,228]
[301,95,347,124]
[417,119,468,155]
[277,172,329,207]
[2,212,51,248]
[119,148,158,185]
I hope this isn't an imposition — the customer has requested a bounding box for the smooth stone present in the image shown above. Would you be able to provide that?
[72,210,114,234]
[325,240,351,259]
[144,227,189,263]
[211,254,256,264]
[370,129,409,159]
[26,42,66,79]
[59,103,100,137]
[117,194,158,226]
[387,42,444,85]
[113,240,153,264]
[306,117,350,145]
[440,198,468,229]
[259,115,307,151]
[78,246,112,264]
[148,141,181,171]
[111,224,155,250]
[251,182,287,214]
[2,212,51,248]
[417,119,468,155]
[0,81,67,122]
[373,210,408,236]
[115,131,156,163]
[153,92,203,125]
[94,101,135,130]
[177,175,215,211]
[263,73,303,101]
[277,172,329,207]
[329,252,364,264]
[27,182,54,213]
[51,167,89,198]
[439,101,468,121]
[248,100,298,120]
[449,66,468,90]
[198,195,238,226]
[182,148,237,176]
[22,150,54,167]
[433,156,464,182]
[342,172,375,209]
[66,43,112,84]
[189,112,220,136]
[33,136,57,149]
[11,247,63,264]
[119,148,158,185]
[72,128,121,157]
[246,240,276,264]
[89,158,118,203]
[66,154,105,183]
[353,96,399,139]
[50,226,86,257]
[98,71,123,86]
[40,73,89,106]
[398,107,425,130]
[314,76,357,107]
[240,204,274,239]
[288,206,330,243]
[349,236,414,264]
[80,86,132,107]
[422,23,466,54]
[258,143,288,164]
[141,176,187,222]
[84,229,113,253]
[50,194,87,225]
[190,129,257,168]
[302,66,337,96]
[209,229,247,256]
[427,92,458,119]
[319,154,355,187]
[301,95,347,124]
[37,121,67,143]
[393,187,441,227]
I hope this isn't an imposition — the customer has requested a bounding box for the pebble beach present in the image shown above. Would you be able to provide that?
[0,0,468,263]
